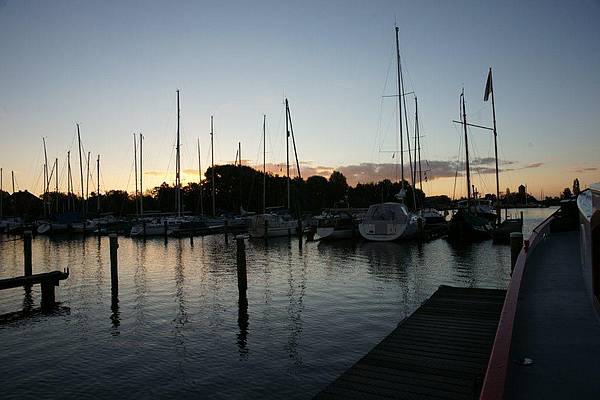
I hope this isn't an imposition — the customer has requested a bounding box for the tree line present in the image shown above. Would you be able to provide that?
[0,164,582,219]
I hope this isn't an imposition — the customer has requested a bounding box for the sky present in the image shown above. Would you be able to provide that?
[0,0,599,199]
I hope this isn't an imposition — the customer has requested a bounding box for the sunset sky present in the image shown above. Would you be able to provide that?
[0,0,598,199]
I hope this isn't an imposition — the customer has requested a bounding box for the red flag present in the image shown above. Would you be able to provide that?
[484,68,493,101]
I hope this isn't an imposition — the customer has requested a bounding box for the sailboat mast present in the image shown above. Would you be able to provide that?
[43,137,49,217]
[139,133,143,215]
[395,26,405,189]
[134,133,138,215]
[11,170,15,194]
[461,91,472,205]
[176,90,181,217]
[211,115,215,217]
[263,114,266,214]
[197,138,203,215]
[415,97,423,192]
[285,99,290,209]
[287,100,302,180]
[77,124,85,215]
[67,151,72,211]
[489,68,501,224]
[238,141,242,211]
[97,155,100,214]
[55,158,59,214]
[86,151,90,215]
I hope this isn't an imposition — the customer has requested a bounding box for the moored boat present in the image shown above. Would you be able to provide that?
[316,210,357,240]
[358,201,419,242]
[480,185,600,399]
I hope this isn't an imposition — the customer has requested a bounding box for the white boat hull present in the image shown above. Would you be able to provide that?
[358,221,407,242]
[317,227,355,240]
[130,223,171,237]
[248,224,296,238]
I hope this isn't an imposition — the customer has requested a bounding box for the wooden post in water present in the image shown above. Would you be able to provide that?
[109,234,119,291]
[24,230,32,276]
[510,232,523,274]
[236,235,247,302]
[164,220,168,241]
[40,281,56,310]
[224,219,229,245]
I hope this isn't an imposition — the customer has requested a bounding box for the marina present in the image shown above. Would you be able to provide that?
[1,2,599,399]
[1,208,550,399]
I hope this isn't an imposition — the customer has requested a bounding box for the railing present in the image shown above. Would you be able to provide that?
[479,208,557,400]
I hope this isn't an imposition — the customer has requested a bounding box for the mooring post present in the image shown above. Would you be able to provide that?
[40,281,56,310]
[417,218,424,241]
[164,220,168,240]
[224,219,229,245]
[510,232,523,274]
[24,230,32,276]
[236,235,247,301]
[190,233,194,246]
[142,221,146,237]
[109,233,119,291]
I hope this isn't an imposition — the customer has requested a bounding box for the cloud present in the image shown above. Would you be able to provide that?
[522,162,543,169]
[570,166,599,173]
[471,157,516,166]
[143,170,166,177]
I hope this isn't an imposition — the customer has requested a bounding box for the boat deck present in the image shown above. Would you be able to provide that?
[505,230,600,399]
[314,285,506,400]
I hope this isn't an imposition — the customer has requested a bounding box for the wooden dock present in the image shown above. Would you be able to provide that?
[314,285,506,400]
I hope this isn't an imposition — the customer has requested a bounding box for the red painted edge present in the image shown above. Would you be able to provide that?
[479,212,557,400]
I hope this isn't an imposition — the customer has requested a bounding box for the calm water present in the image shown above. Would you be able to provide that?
[0,208,554,399]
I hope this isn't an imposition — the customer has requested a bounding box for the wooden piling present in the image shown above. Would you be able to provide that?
[40,281,56,309]
[510,232,523,274]
[164,220,168,240]
[224,219,229,245]
[109,234,119,291]
[236,235,247,300]
[23,230,32,276]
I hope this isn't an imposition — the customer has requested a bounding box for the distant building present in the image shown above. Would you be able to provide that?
[518,185,526,197]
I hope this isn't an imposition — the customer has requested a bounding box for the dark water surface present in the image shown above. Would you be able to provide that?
[0,208,554,399]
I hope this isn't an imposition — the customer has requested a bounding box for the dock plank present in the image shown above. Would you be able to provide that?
[313,285,506,400]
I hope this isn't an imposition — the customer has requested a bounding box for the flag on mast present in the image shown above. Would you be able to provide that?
[484,68,493,102]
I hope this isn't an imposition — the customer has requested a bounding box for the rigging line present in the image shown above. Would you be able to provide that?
[372,47,396,164]
[164,140,176,185]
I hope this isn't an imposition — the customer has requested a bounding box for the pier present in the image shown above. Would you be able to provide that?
[314,285,506,400]
[0,270,69,309]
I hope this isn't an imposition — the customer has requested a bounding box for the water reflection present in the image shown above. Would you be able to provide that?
[285,239,307,367]
[237,298,249,357]
[0,208,555,400]
[110,289,120,335]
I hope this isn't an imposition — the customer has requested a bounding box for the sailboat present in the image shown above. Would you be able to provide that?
[359,25,420,242]
[131,90,186,237]
[447,91,493,241]
[248,106,299,239]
